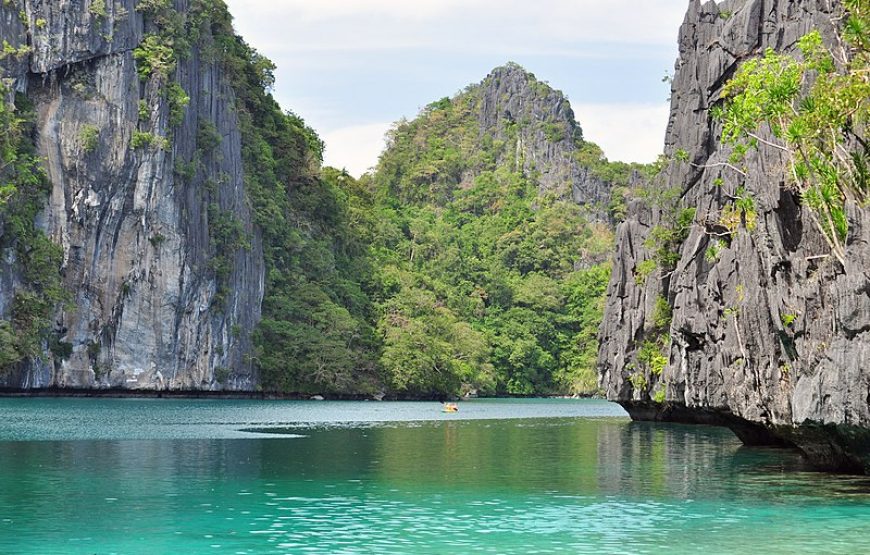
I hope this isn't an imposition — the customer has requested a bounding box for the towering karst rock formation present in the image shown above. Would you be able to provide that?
[472,63,614,213]
[355,62,626,396]
[0,0,620,396]
[0,1,264,389]
[377,62,616,217]
[598,0,870,472]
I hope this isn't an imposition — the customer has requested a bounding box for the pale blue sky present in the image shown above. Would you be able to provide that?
[224,0,690,175]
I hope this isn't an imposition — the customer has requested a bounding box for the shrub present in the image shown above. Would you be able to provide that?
[138,100,150,123]
[131,131,168,150]
[133,34,176,80]
[717,9,870,265]
[638,341,668,376]
[652,296,672,330]
[167,82,190,127]
[214,366,231,384]
[628,372,648,392]
[197,120,221,152]
[781,313,798,327]
[719,186,757,235]
[635,259,657,285]
[79,125,100,154]
[705,238,725,262]
[89,0,107,18]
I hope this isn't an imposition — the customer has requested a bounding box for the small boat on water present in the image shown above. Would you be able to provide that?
[442,402,459,413]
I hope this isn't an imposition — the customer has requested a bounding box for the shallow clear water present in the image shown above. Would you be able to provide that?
[0,398,868,554]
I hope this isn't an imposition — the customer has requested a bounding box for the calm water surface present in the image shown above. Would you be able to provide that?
[0,398,868,554]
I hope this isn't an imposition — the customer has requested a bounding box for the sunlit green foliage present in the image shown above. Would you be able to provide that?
[370,88,616,396]
[0,40,31,62]
[555,263,611,393]
[130,130,167,150]
[251,165,380,394]
[167,82,190,127]
[628,372,647,392]
[89,0,107,18]
[379,280,495,396]
[718,185,757,235]
[718,0,870,263]
[133,34,176,80]
[79,125,100,154]
[195,8,380,394]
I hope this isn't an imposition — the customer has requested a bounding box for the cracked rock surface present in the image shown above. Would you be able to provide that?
[598,0,870,473]
[0,0,263,391]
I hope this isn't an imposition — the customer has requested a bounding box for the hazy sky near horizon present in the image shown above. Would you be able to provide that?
[223,0,689,176]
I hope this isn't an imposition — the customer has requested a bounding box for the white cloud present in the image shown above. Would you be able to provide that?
[573,103,670,163]
[321,122,393,177]
[521,0,688,45]
[221,2,683,170]
[226,0,688,54]
[234,0,470,22]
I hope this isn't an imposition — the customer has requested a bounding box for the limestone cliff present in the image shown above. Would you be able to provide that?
[378,63,617,219]
[0,0,264,390]
[598,0,870,472]
[474,64,612,212]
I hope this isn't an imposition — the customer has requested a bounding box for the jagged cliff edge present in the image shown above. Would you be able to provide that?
[598,0,870,473]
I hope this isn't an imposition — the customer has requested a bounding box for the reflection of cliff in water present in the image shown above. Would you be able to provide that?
[597,420,750,499]
[597,421,870,500]
[2,417,866,526]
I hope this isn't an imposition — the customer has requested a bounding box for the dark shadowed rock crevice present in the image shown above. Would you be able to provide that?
[599,0,870,473]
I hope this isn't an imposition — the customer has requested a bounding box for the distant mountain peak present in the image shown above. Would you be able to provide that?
[487,61,537,79]
[479,62,566,103]
[377,64,619,216]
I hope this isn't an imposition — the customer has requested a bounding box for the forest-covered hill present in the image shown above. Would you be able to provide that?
[0,0,641,397]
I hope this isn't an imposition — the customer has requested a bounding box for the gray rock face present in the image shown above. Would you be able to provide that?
[473,63,611,215]
[598,0,870,472]
[0,0,264,390]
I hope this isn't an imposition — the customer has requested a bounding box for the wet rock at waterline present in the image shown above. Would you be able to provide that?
[598,0,870,473]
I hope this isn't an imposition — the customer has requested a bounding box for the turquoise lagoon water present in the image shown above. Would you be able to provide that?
[0,398,868,554]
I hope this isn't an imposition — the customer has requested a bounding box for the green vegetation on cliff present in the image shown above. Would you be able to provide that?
[170,8,623,398]
[186,11,624,396]
[0,84,66,372]
[186,2,381,394]
[366,80,616,396]
[1,1,632,397]
[716,0,869,265]
[210,47,621,396]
